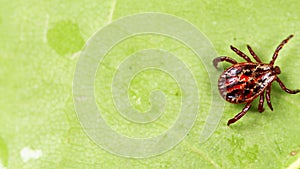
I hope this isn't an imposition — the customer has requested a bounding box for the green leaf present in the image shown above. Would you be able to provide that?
[1,0,300,168]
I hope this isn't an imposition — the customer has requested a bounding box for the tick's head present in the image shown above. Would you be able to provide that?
[273,66,281,75]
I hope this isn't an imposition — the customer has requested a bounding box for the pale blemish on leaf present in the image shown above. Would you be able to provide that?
[20,147,42,163]
[287,157,300,169]
[0,161,6,169]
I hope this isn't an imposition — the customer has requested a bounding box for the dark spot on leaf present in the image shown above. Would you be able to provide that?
[290,151,298,156]
[0,136,8,167]
[47,20,85,56]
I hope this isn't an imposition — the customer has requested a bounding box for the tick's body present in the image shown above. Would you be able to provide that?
[219,62,276,104]
[214,35,300,126]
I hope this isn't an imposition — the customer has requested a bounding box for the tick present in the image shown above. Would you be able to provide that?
[213,35,300,126]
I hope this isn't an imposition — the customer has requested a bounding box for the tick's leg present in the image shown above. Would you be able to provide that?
[247,45,262,63]
[227,102,252,126]
[230,45,252,62]
[258,93,265,113]
[266,86,273,111]
[270,34,294,66]
[276,77,300,94]
[213,56,237,69]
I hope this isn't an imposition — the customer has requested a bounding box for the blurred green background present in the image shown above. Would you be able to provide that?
[1,0,300,168]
